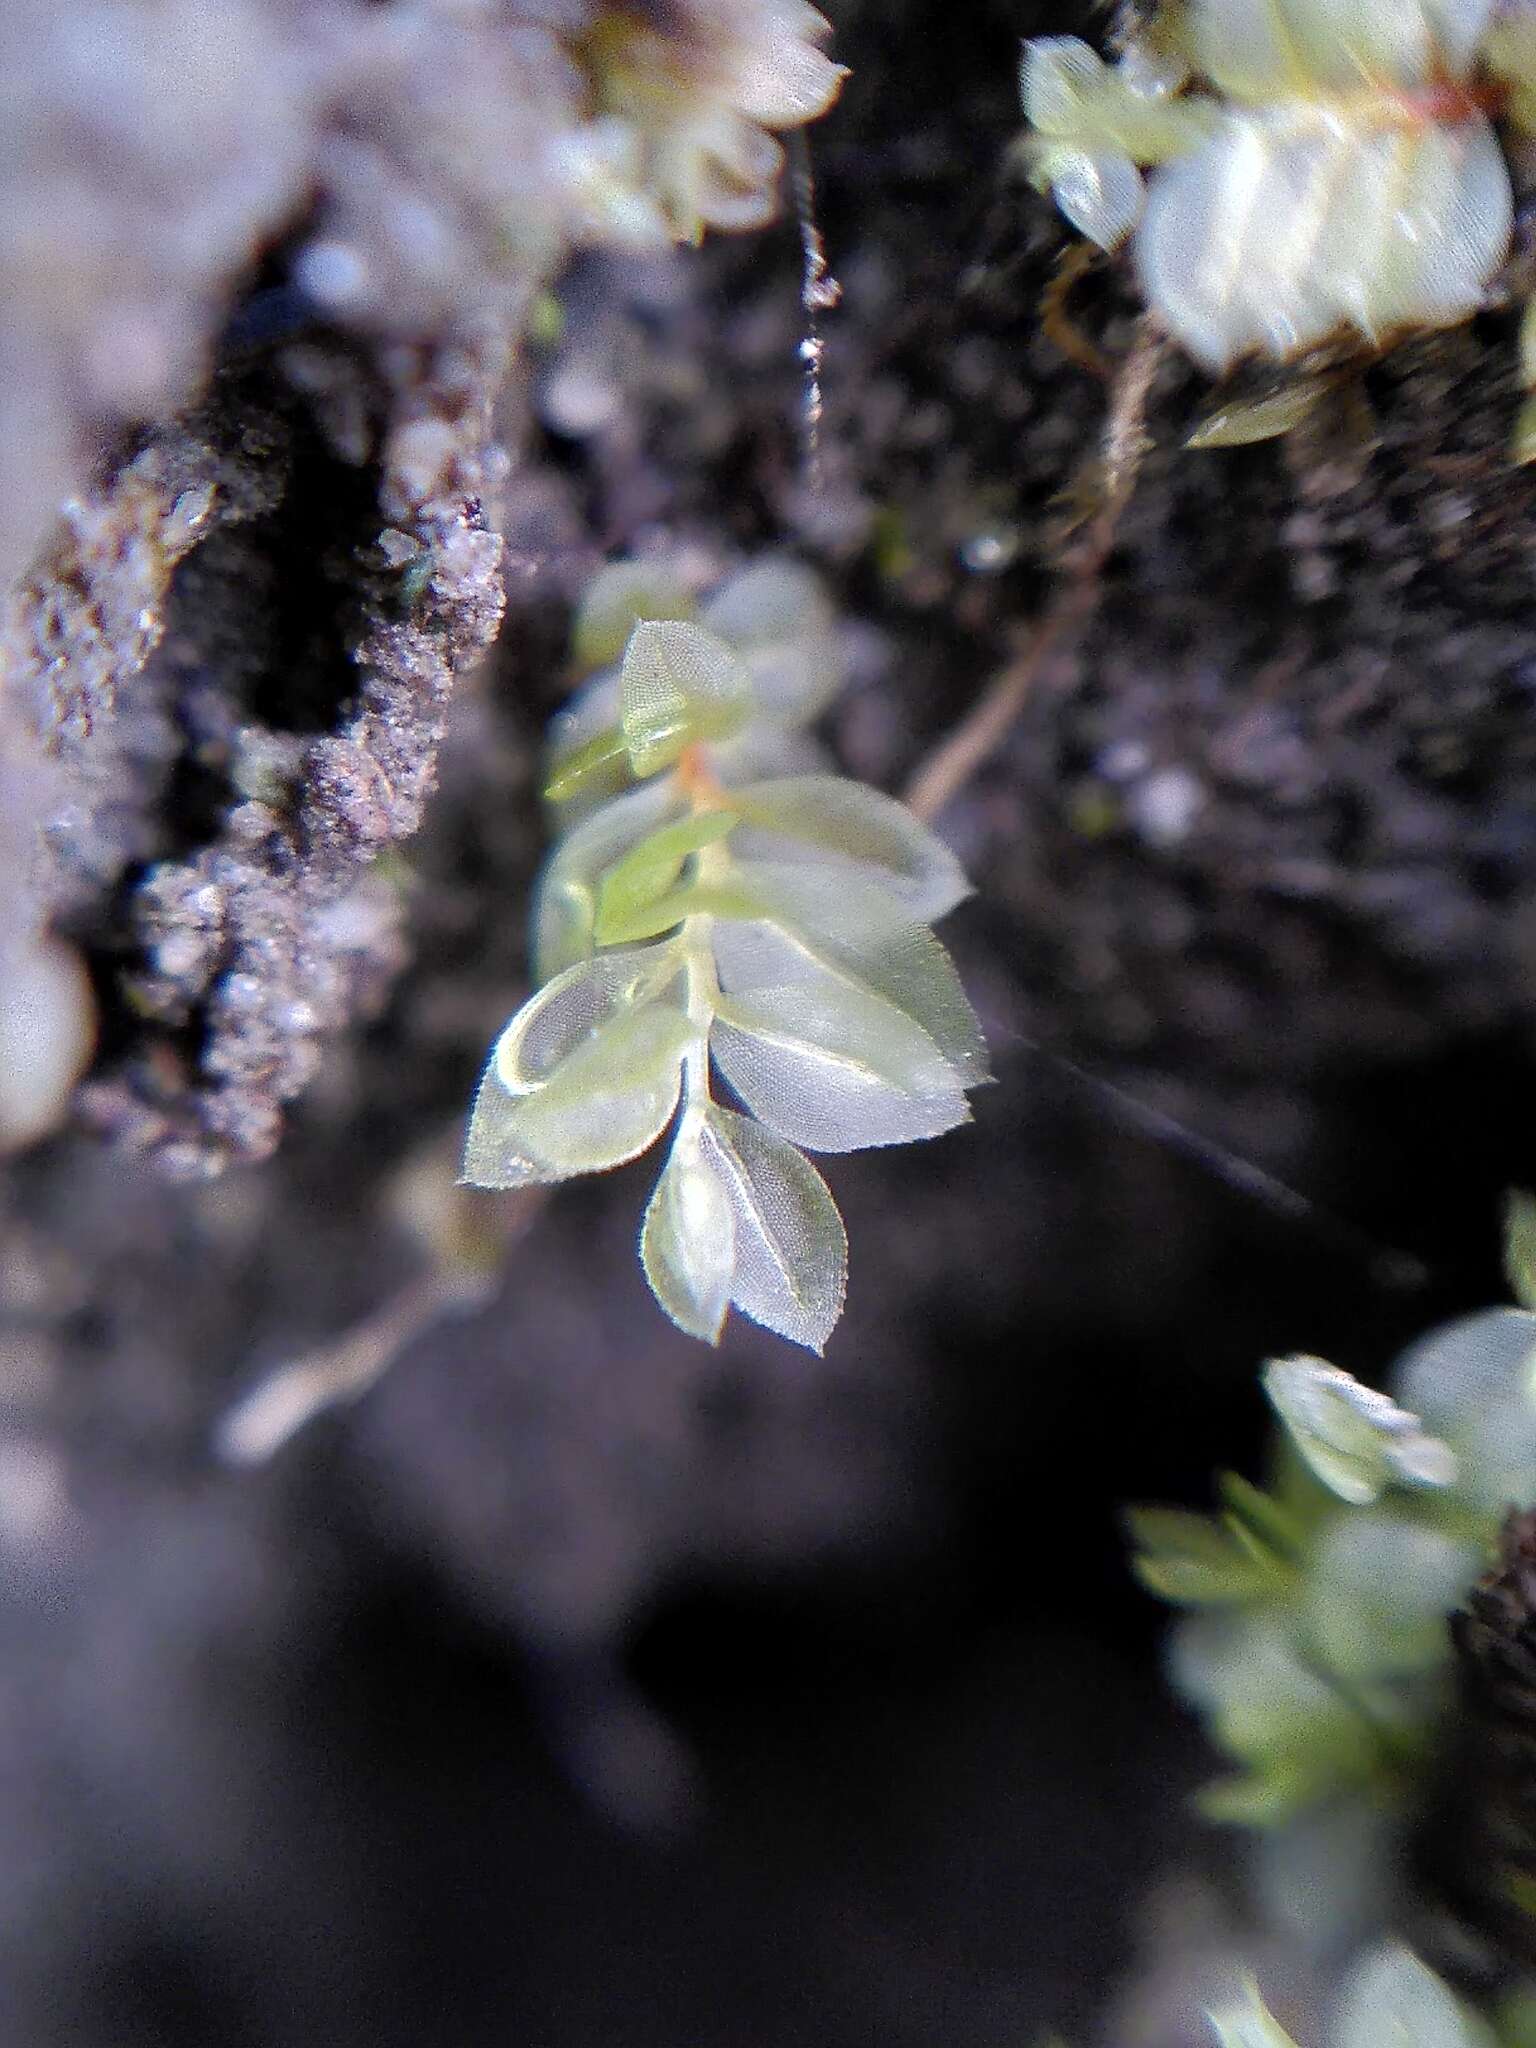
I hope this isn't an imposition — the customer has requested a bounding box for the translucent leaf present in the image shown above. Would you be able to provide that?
[1304,1511,1478,1679]
[1199,1763,1318,1826]
[543,723,633,803]
[492,946,677,1094]
[1332,1943,1494,2048]
[738,634,845,730]
[594,810,742,946]
[1185,383,1323,448]
[1257,0,1498,91]
[1046,144,1146,251]
[1268,0,1435,92]
[1022,35,1214,163]
[1206,1981,1303,2048]
[727,5,847,127]
[619,619,753,777]
[1263,1357,1456,1505]
[1505,1190,1536,1314]
[1391,1307,1536,1517]
[731,777,971,921]
[1179,1611,1381,1791]
[713,862,990,1086]
[712,979,971,1153]
[463,1004,692,1187]
[571,560,695,674]
[1189,0,1306,101]
[641,1124,738,1343]
[700,559,833,646]
[533,781,681,982]
[1189,0,1485,98]
[545,668,625,817]
[1421,0,1499,76]
[693,560,845,728]
[1022,36,1108,134]
[1137,108,1511,373]
[700,1106,847,1352]
[1127,1506,1285,1605]
[1217,1472,1304,1562]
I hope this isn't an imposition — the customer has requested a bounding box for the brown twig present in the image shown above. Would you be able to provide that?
[215,1173,548,1464]
[904,318,1166,825]
[1039,241,1114,383]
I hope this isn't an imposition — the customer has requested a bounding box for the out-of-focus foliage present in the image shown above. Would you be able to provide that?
[1019,0,1536,455]
[462,566,987,1351]
[1131,1286,1536,1831]
[1208,1943,1498,2047]
[571,2,846,245]
[1262,1355,1459,1506]
[1136,1213,1536,2042]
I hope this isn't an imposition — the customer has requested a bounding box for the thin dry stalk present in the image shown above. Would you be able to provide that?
[904,318,1166,825]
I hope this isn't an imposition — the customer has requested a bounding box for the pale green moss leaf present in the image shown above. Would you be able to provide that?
[700,1105,846,1352]
[1127,1506,1287,1604]
[594,809,742,945]
[1332,1942,1495,2048]
[712,978,971,1153]
[1304,1512,1479,1679]
[464,1003,693,1185]
[713,862,990,1085]
[1137,108,1510,373]
[493,946,677,1095]
[619,620,752,777]
[1186,384,1325,447]
[732,776,971,921]
[641,1125,738,1343]
[1263,1356,1456,1504]
[1217,1471,1306,1562]
[1206,1978,1302,2048]
[534,781,682,982]
[543,723,634,804]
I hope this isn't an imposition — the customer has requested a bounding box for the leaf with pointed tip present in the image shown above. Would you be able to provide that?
[1332,1943,1494,2048]
[641,1125,738,1342]
[700,1106,847,1352]
[1126,1506,1284,1606]
[1186,384,1323,448]
[594,810,742,946]
[1217,1472,1305,1563]
[493,947,677,1095]
[731,777,971,922]
[1263,1356,1456,1505]
[533,781,681,982]
[463,1003,693,1187]
[713,862,990,1086]
[712,978,971,1152]
[620,620,752,777]
[1206,1981,1302,2048]
[543,724,632,803]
